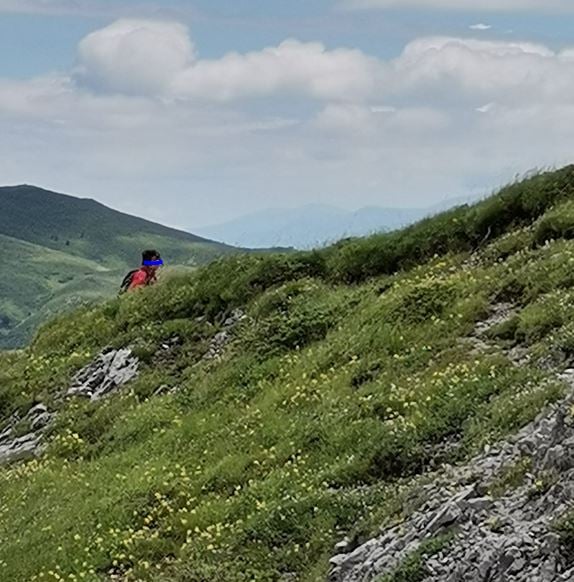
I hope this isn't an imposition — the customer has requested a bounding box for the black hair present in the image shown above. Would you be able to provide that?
[142,249,161,264]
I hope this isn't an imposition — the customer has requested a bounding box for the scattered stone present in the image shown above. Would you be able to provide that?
[203,309,247,361]
[0,432,42,464]
[153,384,179,397]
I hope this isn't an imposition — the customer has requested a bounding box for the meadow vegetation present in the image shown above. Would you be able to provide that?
[1,168,574,579]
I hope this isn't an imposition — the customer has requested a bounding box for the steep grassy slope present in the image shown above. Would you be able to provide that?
[1,168,574,580]
[0,186,236,348]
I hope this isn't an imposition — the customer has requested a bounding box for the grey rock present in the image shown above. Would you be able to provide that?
[423,503,462,537]
[328,311,574,582]
[30,412,53,431]
[67,348,139,401]
[0,402,55,466]
[0,432,42,464]
[334,537,353,554]
[466,497,494,513]
[0,426,13,444]
[26,403,48,417]
[203,309,247,362]
[0,348,138,467]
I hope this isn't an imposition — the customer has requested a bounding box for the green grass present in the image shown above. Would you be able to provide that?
[2,168,574,580]
[0,233,119,348]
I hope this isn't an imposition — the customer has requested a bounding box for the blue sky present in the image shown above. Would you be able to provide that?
[1,0,574,229]
[5,2,574,75]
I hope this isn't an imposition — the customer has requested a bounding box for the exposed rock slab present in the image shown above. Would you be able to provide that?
[329,370,574,582]
[67,348,139,401]
[0,403,55,465]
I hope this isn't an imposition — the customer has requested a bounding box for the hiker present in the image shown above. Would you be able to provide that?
[120,250,163,293]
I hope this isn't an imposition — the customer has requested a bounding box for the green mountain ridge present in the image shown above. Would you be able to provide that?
[0,185,230,266]
[0,185,237,348]
[2,167,574,580]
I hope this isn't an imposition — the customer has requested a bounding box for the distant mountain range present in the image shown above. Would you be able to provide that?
[0,185,235,348]
[194,199,476,249]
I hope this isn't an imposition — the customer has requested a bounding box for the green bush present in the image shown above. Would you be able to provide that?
[245,280,351,357]
[534,200,574,245]
[390,279,457,324]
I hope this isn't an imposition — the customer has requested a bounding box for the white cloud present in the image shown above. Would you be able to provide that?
[388,37,574,105]
[314,103,449,135]
[3,20,574,227]
[476,102,495,113]
[469,23,492,31]
[172,40,383,102]
[341,0,574,12]
[76,20,195,95]
[75,20,383,102]
[75,22,574,111]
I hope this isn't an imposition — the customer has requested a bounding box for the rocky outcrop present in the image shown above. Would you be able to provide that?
[0,403,55,465]
[0,348,139,466]
[67,348,139,401]
[329,374,574,582]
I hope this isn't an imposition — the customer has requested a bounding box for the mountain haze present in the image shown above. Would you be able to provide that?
[194,199,474,249]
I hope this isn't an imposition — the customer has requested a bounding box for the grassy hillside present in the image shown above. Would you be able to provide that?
[0,234,120,345]
[0,185,233,267]
[0,186,236,348]
[1,167,574,580]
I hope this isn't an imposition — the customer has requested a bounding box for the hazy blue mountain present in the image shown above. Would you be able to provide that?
[194,198,475,249]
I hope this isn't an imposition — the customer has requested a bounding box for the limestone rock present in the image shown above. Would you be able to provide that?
[329,334,574,582]
[0,403,54,465]
[67,348,139,401]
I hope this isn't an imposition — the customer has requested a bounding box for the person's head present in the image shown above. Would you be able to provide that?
[141,249,163,272]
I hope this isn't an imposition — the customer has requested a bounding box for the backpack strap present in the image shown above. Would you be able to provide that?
[119,269,139,294]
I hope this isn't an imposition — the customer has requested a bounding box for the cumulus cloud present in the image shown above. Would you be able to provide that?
[75,20,383,102]
[76,19,195,95]
[172,40,383,102]
[387,37,574,106]
[341,0,574,12]
[3,19,574,226]
[74,21,574,111]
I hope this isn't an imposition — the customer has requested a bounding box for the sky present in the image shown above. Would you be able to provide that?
[1,1,574,229]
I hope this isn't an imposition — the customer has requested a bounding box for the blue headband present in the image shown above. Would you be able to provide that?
[143,259,164,266]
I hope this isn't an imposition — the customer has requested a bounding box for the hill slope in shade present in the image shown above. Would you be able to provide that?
[194,198,474,249]
[1,167,574,579]
[0,185,236,348]
[0,185,233,268]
